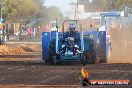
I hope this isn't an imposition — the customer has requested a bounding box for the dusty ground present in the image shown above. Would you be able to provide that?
[0,62,131,88]
[0,26,132,88]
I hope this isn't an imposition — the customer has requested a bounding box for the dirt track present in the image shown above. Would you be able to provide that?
[0,62,131,88]
[0,27,132,88]
[0,48,131,88]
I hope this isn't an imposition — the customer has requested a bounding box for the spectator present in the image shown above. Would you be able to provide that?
[27,27,32,38]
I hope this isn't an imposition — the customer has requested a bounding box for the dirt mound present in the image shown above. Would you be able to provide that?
[0,44,41,55]
[0,44,41,61]
[0,45,26,55]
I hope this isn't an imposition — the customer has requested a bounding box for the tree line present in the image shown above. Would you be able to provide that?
[0,0,63,26]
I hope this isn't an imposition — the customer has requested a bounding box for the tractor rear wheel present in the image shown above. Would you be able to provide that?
[48,39,57,65]
[83,50,95,64]
[99,51,107,63]
[91,55,98,64]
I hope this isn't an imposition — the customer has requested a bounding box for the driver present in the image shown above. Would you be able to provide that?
[60,23,81,55]
[66,24,76,37]
[64,24,76,46]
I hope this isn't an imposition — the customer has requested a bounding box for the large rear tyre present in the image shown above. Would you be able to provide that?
[48,39,58,65]
[91,55,99,64]
[99,52,107,63]
[106,46,111,63]
[83,50,96,64]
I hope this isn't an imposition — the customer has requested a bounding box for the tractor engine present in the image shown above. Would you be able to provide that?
[67,37,75,47]
[60,24,81,55]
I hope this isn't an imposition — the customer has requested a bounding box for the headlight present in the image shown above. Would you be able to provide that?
[62,44,65,48]
[75,44,79,48]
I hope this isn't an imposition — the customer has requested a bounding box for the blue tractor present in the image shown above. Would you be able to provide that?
[42,20,107,65]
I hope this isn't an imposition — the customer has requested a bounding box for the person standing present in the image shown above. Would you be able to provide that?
[27,26,32,38]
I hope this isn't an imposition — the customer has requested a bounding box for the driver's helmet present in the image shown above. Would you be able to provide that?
[69,24,76,32]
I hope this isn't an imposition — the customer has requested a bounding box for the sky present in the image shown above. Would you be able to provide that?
[44,0,76,14]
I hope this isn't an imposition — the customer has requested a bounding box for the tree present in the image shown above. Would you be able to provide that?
[0,0,9,18]
[1,0,63,25]
[33,0,45,6]
[10,0,37,23]
[1,0,38,24]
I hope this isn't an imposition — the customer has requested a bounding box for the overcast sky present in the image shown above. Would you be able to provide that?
[44,0,76,14]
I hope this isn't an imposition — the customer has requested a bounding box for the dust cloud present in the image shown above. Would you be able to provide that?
[109,24,132,63]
